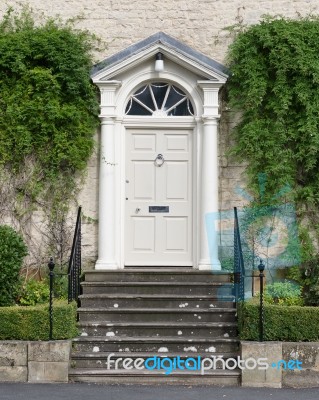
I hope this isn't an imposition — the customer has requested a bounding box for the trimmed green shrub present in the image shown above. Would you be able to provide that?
[18,279,50,306]
[0,301,78,340]
[0,225,28,306]
[238,301,319,341]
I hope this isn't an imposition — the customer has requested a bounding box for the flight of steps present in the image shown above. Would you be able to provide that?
[69,268,240,385]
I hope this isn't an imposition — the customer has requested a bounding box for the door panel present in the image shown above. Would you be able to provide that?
[164,217,188,252]
[125,129,192,266]
[132,217,155,252]
[166,134,189,151]
[165,162,188,200]
[133,162,155,200]
[133,134,156,151]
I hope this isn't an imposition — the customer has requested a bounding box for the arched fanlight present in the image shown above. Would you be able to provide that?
[125,82,194,116]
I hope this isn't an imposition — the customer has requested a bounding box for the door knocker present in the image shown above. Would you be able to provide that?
[154,153,165,167]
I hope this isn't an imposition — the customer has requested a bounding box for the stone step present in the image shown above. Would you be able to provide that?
[84,269,233,283]
[68,368,241,386]
[78,321,237,338]
[71,351,239,369]
[79,294,235,309]
[71,270,239,384]
[72,336,239,353]
[77,308,237,323]
[81,282,234,296]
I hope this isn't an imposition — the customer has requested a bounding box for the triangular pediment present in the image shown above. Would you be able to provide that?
[91,32,228,83]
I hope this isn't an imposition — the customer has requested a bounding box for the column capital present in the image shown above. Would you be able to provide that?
[197,80,224,90]
[94,80,122,118]
[198,80,224,118]
[93,80,122,91]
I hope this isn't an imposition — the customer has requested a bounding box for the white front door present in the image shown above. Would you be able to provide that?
[125,128,193,266]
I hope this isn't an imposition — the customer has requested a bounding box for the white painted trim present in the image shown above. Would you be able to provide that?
[92,44,227,84]
[122,117,196,128]
[95,117,118,269]
[198,83,222,271]
[124,261,195,267]
[94,44,226,270]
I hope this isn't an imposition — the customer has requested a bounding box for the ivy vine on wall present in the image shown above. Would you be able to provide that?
[226,16,319,255]
[0,8,100,271]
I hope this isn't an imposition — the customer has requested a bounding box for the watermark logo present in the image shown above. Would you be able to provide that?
[105,354,303,375]
[206,173,301,271]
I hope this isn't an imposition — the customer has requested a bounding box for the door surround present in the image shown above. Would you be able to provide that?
[91,32,228,270]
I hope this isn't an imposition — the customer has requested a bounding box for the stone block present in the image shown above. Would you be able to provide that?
[0,342,27,367]
[0,366,27,382]
[220,166,246,179]
[28,341,71,362]
[282,342,319,388]
[241,341,282,388]
[28,361,69,383]
[282,342,319,370]
[283,369,319,388]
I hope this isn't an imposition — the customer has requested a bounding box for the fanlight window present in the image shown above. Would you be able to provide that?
[125,82,194,116]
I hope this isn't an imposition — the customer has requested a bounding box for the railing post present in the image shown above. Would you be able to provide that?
[258,259,265,342]
[48,257,55,340]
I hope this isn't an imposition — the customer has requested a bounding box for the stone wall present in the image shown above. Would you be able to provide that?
[0,341,71,383]
[1,340,319,386]
[78,144,99,268]
[0,0,316,65]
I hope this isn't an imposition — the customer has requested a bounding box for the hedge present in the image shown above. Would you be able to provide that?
[0,301,78,340]
[238,302,319,341]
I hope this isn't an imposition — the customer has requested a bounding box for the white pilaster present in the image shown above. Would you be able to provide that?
[198,81,223,270]
[94,81,121,270]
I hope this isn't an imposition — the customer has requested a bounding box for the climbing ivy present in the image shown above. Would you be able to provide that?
[0,8,99,179]
[226,16,319,251]
[0,8,100,269]
[227,17,319,200]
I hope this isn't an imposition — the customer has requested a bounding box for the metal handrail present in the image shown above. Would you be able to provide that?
[234,207,245,302]
[68,206,82,303]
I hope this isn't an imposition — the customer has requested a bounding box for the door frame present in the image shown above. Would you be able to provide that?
[92,38,227,270]
[123,123,197,267]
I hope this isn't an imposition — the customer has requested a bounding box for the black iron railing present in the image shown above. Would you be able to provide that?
[258,259,265,341]
[68,206,82,303]
[234,207,245,302]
